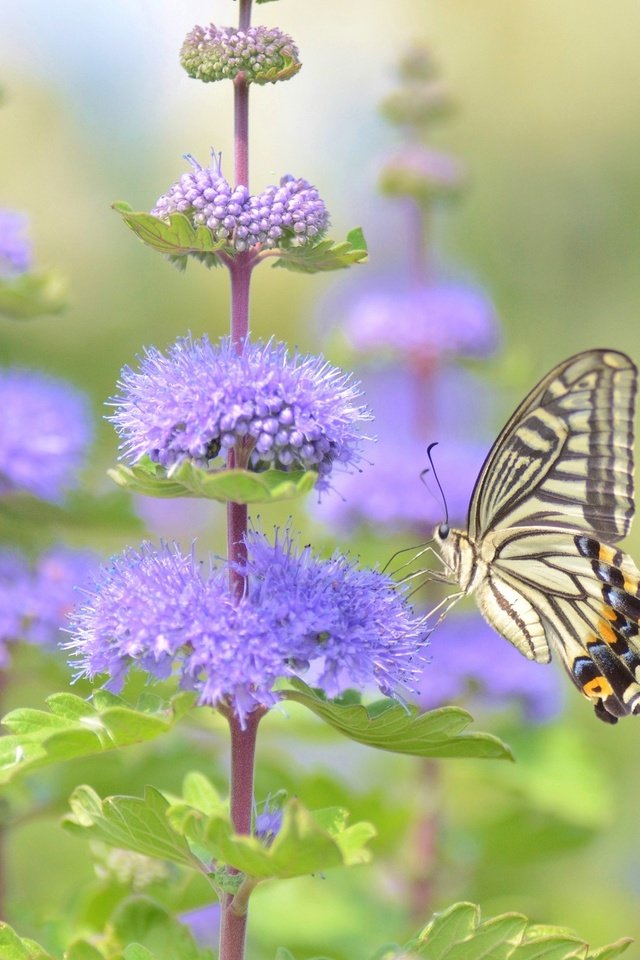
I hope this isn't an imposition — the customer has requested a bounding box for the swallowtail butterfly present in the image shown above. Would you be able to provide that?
[434,349,640,723]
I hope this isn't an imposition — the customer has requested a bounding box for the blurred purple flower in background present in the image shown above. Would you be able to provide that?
[416,611,564,723]
[67,530,426,726]
[343,281,499,366]
[0,210,31,277]
[110,335,371,492]
[0,369,92,501]
[180,904,221,949]
[316,366,492,533]
[0,545,97,664]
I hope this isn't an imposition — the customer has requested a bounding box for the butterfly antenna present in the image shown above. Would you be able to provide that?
[426,441,449,525]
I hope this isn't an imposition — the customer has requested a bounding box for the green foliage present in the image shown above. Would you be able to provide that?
[280,681,513,760]
[0,489,142,552]
[0,922,56,959]
[64,775,375,885]
[0,269,67,319]
[0,691,194,784]
[108,460,318,504]
[268,228,368,273]
[64,785,206,874]
[388,902,634,960]
[113,203,225,269]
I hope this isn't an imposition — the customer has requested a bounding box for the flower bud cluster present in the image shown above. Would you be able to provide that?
[181,23,301,85]
[110,336,370,492]
[0,210,31,277]
[379,146,463,203]
[151,155,329,252]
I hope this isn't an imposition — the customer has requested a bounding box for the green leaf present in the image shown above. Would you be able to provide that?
[64,785,206,874]
[0,691,193,784]
[0,923,55,959]
[281,680,512,760]
[66,942,107,960]
[112,897,215,960]
[113,203,226,268]
[168,795,374,880]
[108,461,318,504]
[409,903,633,960]
[269,227,368,274]
[0,269,67,319]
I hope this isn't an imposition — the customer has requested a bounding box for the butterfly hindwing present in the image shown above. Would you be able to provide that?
[467,350,636,544]
[476,527,640,722]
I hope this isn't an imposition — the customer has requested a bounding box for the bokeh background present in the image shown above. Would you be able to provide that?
[2,1,640,957]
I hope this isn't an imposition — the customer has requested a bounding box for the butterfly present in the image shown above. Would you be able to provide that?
[433,349,640,723]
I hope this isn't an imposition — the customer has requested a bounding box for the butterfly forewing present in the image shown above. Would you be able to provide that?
[467,350,636,544]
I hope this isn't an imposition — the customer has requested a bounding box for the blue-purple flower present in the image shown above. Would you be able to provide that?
[151,154,329,252]
[110,335,371,492]
[343,281,498,364]
[67,531,426,726]
[416,612,564,723]
[181,24,301,85]
[0,369,92,501]
[0,545,98,664]
[0,210,31,278]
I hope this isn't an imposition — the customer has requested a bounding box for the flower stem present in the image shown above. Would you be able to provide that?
[234,0,252,188]
[219,709,262,960]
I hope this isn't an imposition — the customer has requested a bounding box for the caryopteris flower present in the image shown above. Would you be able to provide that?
[151,153,329,252]
[67,532,426,726]
[0,369,92,501]
[0,546,97,663]
[0,210,31,277]
[110,335,370,491]
[343,281,498,364]
[181,24,301,85]
[243,528,426,699]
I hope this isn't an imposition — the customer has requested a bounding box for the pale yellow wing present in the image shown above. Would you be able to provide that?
[467,350,636,543]
[475,526,640,722]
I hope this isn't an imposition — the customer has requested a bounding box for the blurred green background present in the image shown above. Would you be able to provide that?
[3,1,640,957]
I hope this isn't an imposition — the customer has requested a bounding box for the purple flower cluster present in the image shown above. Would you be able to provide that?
[181,24,301,85]
[344,282,498,364]
[416,612,564,723]
[67,530,427,726]
[151,154,329,252]
[0,546,97,664]
[110,335,370,491]
[0,369,92,501]
[0,210,31,277]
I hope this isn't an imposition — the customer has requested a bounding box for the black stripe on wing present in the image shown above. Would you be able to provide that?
[467,350,637,543]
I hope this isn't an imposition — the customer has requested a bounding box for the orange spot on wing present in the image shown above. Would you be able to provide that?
[583,676,614,698]
[598,621,617,645]
[599,545,616,564]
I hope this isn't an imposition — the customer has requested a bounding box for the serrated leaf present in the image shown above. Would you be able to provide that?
[108,461,318,504]
[0,691,193,784]
[169,796,374,880]
[64,786,205,874]
[0,269,67,319]
[0,923,55,959]
[113,203,226,267]
[281,680,512,760]
[410,903,632,960]
[270,227,368,274]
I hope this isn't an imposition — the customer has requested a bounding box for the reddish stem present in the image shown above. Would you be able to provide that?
[234,0,252,189]
[219,710,262,960]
